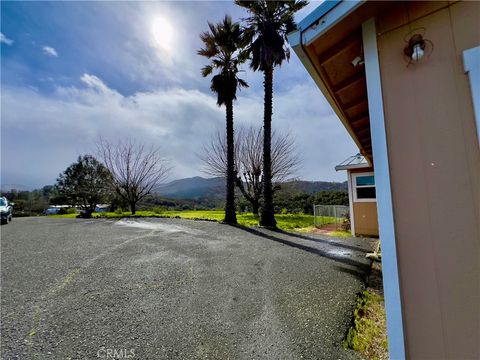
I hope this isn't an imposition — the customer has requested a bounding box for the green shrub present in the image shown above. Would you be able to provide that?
[58,207,77,215]
[114,207,123,215]
[153,206,166,215]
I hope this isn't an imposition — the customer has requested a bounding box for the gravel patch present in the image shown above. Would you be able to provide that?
[1,217,375,359]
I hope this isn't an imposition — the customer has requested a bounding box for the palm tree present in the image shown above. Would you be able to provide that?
[236,0,307,229]
[198,15,248,225]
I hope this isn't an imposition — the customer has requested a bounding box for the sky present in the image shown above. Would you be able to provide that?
[1,1,357,189]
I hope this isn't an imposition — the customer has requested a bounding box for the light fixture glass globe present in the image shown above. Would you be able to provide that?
[411,44,424,62]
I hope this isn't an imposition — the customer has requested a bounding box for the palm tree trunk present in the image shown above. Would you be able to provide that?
[251,200,260,216]
[224,100,237,224]
[260,66,277,228]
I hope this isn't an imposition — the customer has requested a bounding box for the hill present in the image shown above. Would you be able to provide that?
[157,176,347,200]
[280,180,348,194]
[157,176,225,199]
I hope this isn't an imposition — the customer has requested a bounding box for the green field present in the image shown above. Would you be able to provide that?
[50,210,332,231]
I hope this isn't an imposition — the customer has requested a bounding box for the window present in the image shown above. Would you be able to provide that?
[352,173,376,201]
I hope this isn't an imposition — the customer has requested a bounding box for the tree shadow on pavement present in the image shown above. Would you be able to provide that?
[274,229,373,253]
[235,225,372,280]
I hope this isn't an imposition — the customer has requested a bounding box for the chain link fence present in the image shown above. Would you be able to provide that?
[313,204,350,230]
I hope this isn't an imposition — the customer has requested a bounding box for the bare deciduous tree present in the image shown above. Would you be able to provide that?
[200,126,300,215]
[199,130,241,179]
[97,139,170,215]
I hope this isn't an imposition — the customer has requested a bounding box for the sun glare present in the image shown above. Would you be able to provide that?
[151,16,174,51]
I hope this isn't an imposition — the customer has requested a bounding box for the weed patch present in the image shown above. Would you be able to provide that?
[344,289,388,360]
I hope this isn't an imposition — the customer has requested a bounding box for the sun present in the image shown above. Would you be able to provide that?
[151,16,174,51]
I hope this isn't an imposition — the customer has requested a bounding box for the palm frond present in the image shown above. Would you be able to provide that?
[201,65,213,78]
[235,0,308,71]
[237,78,249,89]
[198,14,249,106]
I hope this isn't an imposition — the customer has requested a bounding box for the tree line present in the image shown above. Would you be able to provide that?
[1,180,347,217]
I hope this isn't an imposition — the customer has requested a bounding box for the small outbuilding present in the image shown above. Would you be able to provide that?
[335,154,378,237]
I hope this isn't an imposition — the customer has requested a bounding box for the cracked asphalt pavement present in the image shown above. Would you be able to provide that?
[1,217,375,359]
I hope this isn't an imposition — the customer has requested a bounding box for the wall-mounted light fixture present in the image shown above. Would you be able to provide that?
[405,34,425,61]
[351,45,364,68]
[403,28,433,66]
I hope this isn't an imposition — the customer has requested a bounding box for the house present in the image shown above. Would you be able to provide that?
[335,153,378,236]
[288,1,479,359]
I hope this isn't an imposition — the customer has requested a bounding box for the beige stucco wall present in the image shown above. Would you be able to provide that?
[377,1,480,358]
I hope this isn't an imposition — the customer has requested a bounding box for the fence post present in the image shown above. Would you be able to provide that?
[334,205,337,230]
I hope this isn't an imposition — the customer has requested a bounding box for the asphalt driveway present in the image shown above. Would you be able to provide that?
[1,217,375,359]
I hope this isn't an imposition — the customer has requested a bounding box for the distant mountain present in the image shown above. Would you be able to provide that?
[157,176,347,200]
[280,180,348,194]
[157,176,225,199]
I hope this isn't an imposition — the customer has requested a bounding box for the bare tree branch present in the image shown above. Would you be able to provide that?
[199,125,301,214]
[96,138,171,214]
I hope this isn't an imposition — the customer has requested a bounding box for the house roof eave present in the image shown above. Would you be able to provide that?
[335,163,371,171]
[288,0,371,161]
[288,35,366,156]
[300,0,365,46]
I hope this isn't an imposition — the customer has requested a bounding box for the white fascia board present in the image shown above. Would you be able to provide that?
[287,29,302,48]
[463,46,480,148]
[362,18,406,359]
[296,0,342,32]
[335,163,371,171]
[302,0,364,46]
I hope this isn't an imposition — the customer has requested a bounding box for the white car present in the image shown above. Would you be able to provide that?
[0,197,13,224]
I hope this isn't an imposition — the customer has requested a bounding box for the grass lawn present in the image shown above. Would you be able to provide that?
[326,230,352,237]
[49,210,334,231]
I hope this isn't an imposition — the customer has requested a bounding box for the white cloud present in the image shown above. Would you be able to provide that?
[0,32,14,45]
[80,73,113,94]
[1,75,224,186]
[42,45,58,57]
[1,74,357,187]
